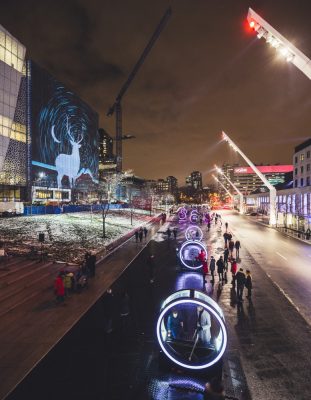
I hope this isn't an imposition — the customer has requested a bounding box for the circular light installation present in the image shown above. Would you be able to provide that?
[156,289,227,370]
[190,210,199,224]
[185,226,203,241]
[179,240,207,270]
[178,207,187,223]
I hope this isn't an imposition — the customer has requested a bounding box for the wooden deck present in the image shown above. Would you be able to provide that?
[0,220,161,400]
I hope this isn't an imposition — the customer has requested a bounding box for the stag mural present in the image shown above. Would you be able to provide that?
[51,116,83,188]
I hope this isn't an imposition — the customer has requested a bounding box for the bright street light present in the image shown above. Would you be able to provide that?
[215,165,244,214]
[212,174,234,199]
[247,7,311,80]
[222,131,277,226]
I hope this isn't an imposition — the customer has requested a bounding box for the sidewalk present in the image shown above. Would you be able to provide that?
[0,219,161,400]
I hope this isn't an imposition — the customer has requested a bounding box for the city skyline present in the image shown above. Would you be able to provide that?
[2,0,311,184]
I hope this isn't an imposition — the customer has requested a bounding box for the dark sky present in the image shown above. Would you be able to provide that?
[2,0,311,185]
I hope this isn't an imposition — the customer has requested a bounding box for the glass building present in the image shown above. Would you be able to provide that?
[0,24,27,201]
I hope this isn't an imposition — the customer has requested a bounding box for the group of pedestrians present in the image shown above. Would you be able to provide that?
[166,227,178,240]
[54,251,97,304]
[134,226,148,242]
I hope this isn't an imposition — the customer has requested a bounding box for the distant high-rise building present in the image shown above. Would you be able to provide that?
[217,163,239,197]
[166,176,178,194]
[98,128,116,178]
[190,171,202,190]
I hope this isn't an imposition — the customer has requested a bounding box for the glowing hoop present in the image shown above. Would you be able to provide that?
[185,226,203,241]
[179,240,207,270]
[156,290,227,370]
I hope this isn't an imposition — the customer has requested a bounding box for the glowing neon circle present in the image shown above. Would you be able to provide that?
[179,240,207,270]
[185,226,203,241]
[156,292,227,370]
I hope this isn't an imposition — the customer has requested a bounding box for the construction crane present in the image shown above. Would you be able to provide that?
[107,6,172,173]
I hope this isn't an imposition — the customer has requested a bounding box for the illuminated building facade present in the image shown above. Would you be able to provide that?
[233,165,293,195]
[294,138,311,188]
[0,25,27,201]
[98,128,116,179]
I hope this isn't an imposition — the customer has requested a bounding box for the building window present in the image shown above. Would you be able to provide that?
[300,154,304,161]
[295,156,298,164]
[300,178,304,186]
[295,168,298,175]
[307,164,310,172]
[307,151,310,159]
[301,166,304,173]
[307,177,310,186]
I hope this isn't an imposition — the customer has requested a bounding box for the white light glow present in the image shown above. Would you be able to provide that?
[156,298,227,370]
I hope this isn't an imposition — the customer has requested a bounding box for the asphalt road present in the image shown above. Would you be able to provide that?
[221,210,311,325]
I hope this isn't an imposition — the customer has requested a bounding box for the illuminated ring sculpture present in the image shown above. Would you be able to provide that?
[178,208,187,223]
[185,226,203,241]
[190,210,199,224]
[156,289,227,370]
[179,240,207,270]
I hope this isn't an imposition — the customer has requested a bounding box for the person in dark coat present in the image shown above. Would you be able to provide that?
[209,256,216,282]
[223,232,229,248]
[167,228,171,239]
[216,256,225,282]
[223,248,229,270]
[228,240,235,258]
[89,253,96,277]
[134,230,139,242]
[245,270,252,299]
[235,268,246,301]
[143,227,148,238]
[173,227,177,239]
[235,240,241,259]
[139,228,143,242]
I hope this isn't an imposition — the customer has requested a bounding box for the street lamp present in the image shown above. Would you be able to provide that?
[222,131,277,226]
[247,7,311,80]
[212,174,234,199]
[215,165,244,214]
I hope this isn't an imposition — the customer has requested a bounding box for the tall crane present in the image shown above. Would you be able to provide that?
[107,6,172,173]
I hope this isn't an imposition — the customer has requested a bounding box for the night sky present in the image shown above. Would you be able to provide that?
[2,0,311,184]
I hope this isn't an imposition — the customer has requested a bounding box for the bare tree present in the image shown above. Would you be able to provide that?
[98,173,124,238]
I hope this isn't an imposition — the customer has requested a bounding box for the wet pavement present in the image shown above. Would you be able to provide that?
[7,211,311,399]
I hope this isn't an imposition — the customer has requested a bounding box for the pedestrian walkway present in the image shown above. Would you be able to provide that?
[0,218,161,400]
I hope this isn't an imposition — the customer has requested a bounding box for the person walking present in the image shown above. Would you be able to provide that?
[207,221,211,231]
[223,232,229,248]
[202,258,209,284]
[143,227,148,239]
[235,240,241,259]
[134,230,139,242]
[173,227,178,239]
[223,248,229,270]
[54,273,65,303]
[225,222,228,232]
[139,227,143,242]
[209,256,216,282]
[64,271,73,297]
[230,258,238,287]
[245,270,252,299]
[216,256,225,282]
[167,228,171,239]
[235,268,246,301]
[228,239,235,258]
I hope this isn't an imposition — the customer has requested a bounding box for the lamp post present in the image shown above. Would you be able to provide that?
[215,165,244,214]
[222,131,277,226]
[212,174,234,199]
[247,7,311,80]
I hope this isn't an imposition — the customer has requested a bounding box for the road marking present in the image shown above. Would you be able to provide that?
[276,252,287,261]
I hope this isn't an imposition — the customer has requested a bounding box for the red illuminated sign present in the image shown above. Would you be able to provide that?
[234,165,293,174]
